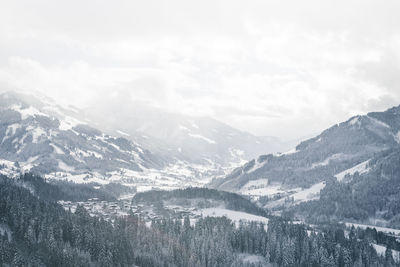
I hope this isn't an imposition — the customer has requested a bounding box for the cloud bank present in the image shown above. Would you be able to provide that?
[0,0,399,139]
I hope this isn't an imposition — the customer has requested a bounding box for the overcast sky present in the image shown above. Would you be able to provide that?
[1,0,400,140]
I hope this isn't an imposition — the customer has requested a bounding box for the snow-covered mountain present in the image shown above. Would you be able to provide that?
[0,91,169,182]
[210,105,400,201]
[84,101,294,169]
[0,91,288,191]
[0,91,225,190]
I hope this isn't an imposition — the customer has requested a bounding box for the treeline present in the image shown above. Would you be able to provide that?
[295,148,400,228]
[0,174,398,266]
[17,173,135,202]
[357,227,400,252]
[132,187,268,217]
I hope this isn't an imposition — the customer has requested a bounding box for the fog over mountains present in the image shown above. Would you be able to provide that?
[2,90,400,265]
[2,1,400,266]
[84,99,297,166]
[0,91,297,191]
[3,89,400,228]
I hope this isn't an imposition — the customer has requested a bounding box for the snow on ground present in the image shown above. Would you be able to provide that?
[11,104,48,120]
[87,150,103,159]
[57,160,75,172]
[29,127,46,143]
[5,123,20,137]
[291,181,326,202]
[372,244,400,261]
[188,133,216,144]
[0,159,19,177]
[47,173,110,185]
[107,142,125,152]
[0,139,240,192]
[311,153,346,169]
[241,179,269,190]
[59,115,85,131]
[367,115,390,128]
[116,130,130,136]
[229,148,245,157]
[194,208,269,230]
[136,185,158,192]
[20,156,39,172]
[280,148,298,156]
[349,116,360,126]
[240,179,285,197]
[0,159,15,168]
[265,182,326,208]
[106,159,230,191]
[335,160,370,181]
[345,222,400,236]
[50,144,65,154]
[118,193,137,200]
[243,185,284,197]
[238,254,270,266]
[246,160,267,174]
[394,131,400,144]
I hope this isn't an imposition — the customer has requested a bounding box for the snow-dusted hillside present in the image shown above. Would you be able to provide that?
[194,208,269,229]
[0,91,293,189]
[84,100,295,170]
[208,105,400,228]
[0,91,216,189]
[210,105,400,196]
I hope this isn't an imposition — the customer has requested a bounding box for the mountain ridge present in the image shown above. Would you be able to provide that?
[210,104,400,192]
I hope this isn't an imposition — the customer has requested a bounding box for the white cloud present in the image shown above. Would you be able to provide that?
[0,0,399,139]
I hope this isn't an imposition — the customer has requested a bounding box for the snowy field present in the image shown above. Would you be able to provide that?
[335,160,371,181]
[372,244,400,261]
[238,253,271,266]
[194,208,269,230]
[265,181,326,208]
[240,179,285,196]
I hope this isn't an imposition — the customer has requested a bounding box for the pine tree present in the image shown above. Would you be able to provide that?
[385,247,395,267]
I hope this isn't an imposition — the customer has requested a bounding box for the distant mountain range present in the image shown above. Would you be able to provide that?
[0,91,291,190]
[84,100,295,167]
[5,90,400,227]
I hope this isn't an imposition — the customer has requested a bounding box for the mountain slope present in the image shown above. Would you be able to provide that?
[131,187,268,218]
[295,146,400,228]
[0,91,166,184]
[0,90,293,187]
[84,101,293,169]
[210,105,400,196]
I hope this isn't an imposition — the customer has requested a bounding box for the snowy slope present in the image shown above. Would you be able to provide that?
[84,100,295,172]
[263,182,326,209]
[194,208,269,229]
[0,91,253,190]
[372,244,400,261]
[211,105,400,195]
[335,159,371,181]
[0,92,190,188]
